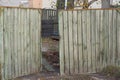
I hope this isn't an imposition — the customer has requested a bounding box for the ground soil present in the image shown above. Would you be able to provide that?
[15,73,120,80]
[42,38,59,72]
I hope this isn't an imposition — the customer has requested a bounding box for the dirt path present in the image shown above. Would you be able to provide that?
[15,72,59,80]
[15,72,120,80]
[15,73,115,80]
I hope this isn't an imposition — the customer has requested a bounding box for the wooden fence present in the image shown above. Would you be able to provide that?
[59,9,120,75]
[0,7,42,80]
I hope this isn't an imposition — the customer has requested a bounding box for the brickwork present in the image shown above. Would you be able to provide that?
[29,0,42,8]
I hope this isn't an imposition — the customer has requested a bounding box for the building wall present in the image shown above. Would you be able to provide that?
[0,0,26,6]
[29,0,57,9]
[29,0,42,8]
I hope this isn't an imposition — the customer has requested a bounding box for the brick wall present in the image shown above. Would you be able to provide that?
[29,0,42,8]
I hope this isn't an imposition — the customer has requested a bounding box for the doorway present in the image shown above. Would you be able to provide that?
[41,9,59,73]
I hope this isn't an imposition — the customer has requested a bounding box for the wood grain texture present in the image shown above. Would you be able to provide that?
[0,7,42,80]
[59,9,120,75]
[59,11,65,75]
[0,7,4,80]
[68,11,74,74]
[63,11,69,74]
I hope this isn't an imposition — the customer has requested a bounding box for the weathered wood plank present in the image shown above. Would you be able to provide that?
[113,10,118,66]
[90,10,96,72]
[0,7,4,80]
[4,8,9,79]
[73,11,79,74]
[9,8,14,78]
[30,9,34,73]
[82,10,88,73]
[8,8,12,78]
[24,9,28,75]
[68,11,74,74]
[112,10,117,66]
[95,10,100,71]
[116,10,120,66]
[17,8,21,77]
[86,10,91,73]
[108,10,113,66]
[63,11,69,74]
[33,10,37,73]
[38,9,42,71]
[99,10,104,71]
[77,10,83,73]
[14,8,19,77]
[34,10,39,73]
[104,10,109,68]
[59,11,65,75]
[20,9,24,76]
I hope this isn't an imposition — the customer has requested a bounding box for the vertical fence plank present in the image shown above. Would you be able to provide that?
[18,8,21,77]
[29,9,32,74]
[4,8,9,79]
[112,10,117,66]
[103,10,106,68]
[90,10,96,72]
[7,8,11,78]
[24,9,28,75]
[68,11,74,74]
[0,7,4,80]
[38,9,42,71]
[25,8,28,75]
[73,11,79,73]
[108,10,113,65]
[9,8,14,78]
[103,10,109,68]
[82,10,88,73]
[30,9,35,73]
[99,10,104,70]
[114,10,117,66]
[117,10,120,66]
[78,10,83,73]
[35,10,38,72]
[95,10,100,71]
[37,9,41,72]
[86,10,91,73]
[63,11,69,74]
[59,11,65,75]
[20,8,24,76]
[14,8,18,77]
[106,10,110,67]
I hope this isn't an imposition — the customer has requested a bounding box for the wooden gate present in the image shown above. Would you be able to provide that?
[59,9,120,75]
[0,7,42,80]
